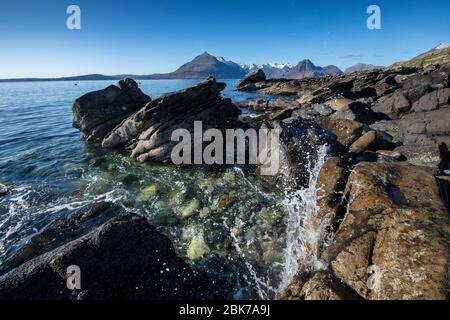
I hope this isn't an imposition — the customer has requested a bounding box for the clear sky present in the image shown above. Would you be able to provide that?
[0,0,449,78]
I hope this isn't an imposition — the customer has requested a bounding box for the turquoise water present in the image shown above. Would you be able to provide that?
[0,79,316,299]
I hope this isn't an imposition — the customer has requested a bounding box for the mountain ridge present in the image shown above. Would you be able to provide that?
[2,45,446,82]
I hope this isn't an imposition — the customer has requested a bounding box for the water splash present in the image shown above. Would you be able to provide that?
[276,145,329,293]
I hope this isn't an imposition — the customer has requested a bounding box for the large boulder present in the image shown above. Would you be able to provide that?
[102,77,240,163]
[0,214,197,300]
[72,78,151,142]
[235,69,266,90]
[397,106,450,145]
[324,162,450,300]
[412,88,450,112]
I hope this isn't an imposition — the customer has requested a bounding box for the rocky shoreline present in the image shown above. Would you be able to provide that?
[1,51,449,300]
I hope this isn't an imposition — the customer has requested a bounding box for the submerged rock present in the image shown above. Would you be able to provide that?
[139,184,159,199]
[0,213,197,300]
[187,232,210,261]
[178,198,201,218]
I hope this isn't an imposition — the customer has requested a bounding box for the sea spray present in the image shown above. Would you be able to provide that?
[276,145,329,294]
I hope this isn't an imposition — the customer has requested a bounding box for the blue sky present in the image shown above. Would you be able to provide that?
[0,0,449,78]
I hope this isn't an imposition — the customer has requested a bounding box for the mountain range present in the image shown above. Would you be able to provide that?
[0,51,392,82]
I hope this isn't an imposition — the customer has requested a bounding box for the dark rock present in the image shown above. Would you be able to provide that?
[0,202,119,275]
[372,90,411,119]
[117,78,152,108]
[330,102,380,124]
[101,77,240,163]
[72,79,151,142]
[235,69,266,89]
[0,213,197,300]
[438,142,450,173]
[412,88,450,112]
[0,183,7,197]
[397,107,450,145]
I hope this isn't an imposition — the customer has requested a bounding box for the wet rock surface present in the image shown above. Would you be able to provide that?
[0,213,198,300]
[33,56,450,300]
[237,60,450,300]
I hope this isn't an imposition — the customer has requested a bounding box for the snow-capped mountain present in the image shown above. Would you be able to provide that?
[434,43,450,50]
[240,60,342,79]
[145,52,343,79]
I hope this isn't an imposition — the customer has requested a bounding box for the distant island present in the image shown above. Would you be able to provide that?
[0,52,384,83]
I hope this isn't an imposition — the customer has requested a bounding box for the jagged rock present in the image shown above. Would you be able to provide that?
[235,69,266,89]
[299,272,361,300]
[72,78,151,142]
[324,162,450,300]
[412,88,450,112]
[314,117,365,148]
[372,90,411,119]
[256,119,337,188]
[330,102,379,124]
[397,107,450,146]
[0,214,197,300]
[102,77,240,162]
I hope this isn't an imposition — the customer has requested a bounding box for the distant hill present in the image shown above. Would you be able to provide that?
[0,74,117,82]
[390,44,450,69]
[344,63,385,74]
